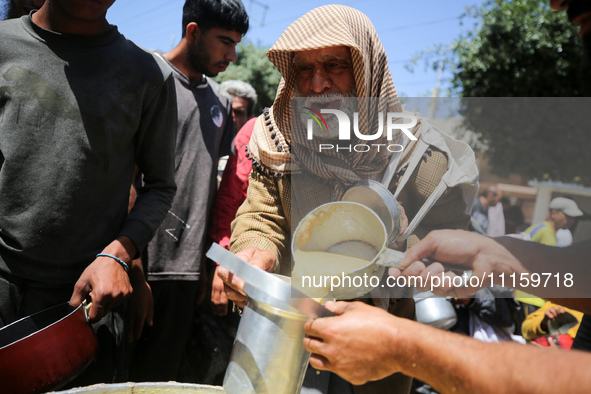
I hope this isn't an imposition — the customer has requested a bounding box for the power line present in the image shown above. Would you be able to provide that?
[119,0,183,25]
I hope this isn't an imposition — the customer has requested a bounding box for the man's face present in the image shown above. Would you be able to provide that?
[293,46,356,98]
[550,0,591,55]
[188,27,241,78]
[486,189,499,206]
[12,0,45,17]
[293,46,357,139]
[230,95,249,131]
[551,209,576,229]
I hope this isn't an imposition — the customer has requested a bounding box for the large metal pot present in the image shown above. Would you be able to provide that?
[223,277,311,394]
[0,302,98,393]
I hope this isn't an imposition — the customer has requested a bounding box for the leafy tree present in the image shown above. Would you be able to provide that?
[411,0,591,185]
[214,41,281,116]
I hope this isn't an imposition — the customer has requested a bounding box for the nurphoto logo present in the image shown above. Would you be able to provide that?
[295,98,417,153]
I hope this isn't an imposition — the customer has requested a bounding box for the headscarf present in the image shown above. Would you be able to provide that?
[247,5,421,196]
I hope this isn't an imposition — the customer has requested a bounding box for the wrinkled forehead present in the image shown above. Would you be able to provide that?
[292,46,352,64]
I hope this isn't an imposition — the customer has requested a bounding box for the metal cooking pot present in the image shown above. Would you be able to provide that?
[341,179,402,245]
[292,201,405,299]
[0,302,98,394]
[205,244,333,394]
[223,277,311,394]
[291,201,471,300]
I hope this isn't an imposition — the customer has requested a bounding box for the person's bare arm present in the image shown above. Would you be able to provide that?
[394,230,591,312]
[304,301,591,393]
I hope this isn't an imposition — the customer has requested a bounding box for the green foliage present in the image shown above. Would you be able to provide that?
[214,41,281,115]
[411,0,591,185]
[452,0,591,97]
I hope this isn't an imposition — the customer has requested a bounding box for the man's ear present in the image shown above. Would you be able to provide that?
[186,22,200,43]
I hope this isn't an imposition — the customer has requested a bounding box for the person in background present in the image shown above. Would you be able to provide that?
[521,301,583,343]
[516,197,581,317]
[128,0,248,383]
[515,197,582,313]
[0,0,178,386]
[524,197,583,246]
[486,187,505,237]
[221,79,257,132]
[470,185,499,233]
[502,196,525,234]
[210,80,257,316]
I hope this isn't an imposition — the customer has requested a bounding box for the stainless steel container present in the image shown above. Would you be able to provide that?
[223,279,310,394]
[341,179,402,245]
[414,290,457,330]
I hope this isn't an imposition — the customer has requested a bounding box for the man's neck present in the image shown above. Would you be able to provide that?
[164,40,204,85]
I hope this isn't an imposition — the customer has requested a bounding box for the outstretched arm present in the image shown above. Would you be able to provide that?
[304,301,591,393]
[394,230,591,312]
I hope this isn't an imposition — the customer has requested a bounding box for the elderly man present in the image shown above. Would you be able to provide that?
[219,5,477,394]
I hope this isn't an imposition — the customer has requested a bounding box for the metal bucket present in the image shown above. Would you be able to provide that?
[223,277,310,394]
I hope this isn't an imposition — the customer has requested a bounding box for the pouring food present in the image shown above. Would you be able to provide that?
[291,201,471,300]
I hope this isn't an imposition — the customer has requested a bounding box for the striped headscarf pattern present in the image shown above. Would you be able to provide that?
[247,5,420,197]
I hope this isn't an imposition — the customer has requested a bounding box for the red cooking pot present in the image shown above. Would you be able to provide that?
[0,302,98,394]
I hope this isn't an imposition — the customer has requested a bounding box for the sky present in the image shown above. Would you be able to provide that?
[108,0,486,97]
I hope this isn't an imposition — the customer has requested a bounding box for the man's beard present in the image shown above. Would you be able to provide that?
[294,86,358,140]
[187,38,228,78]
